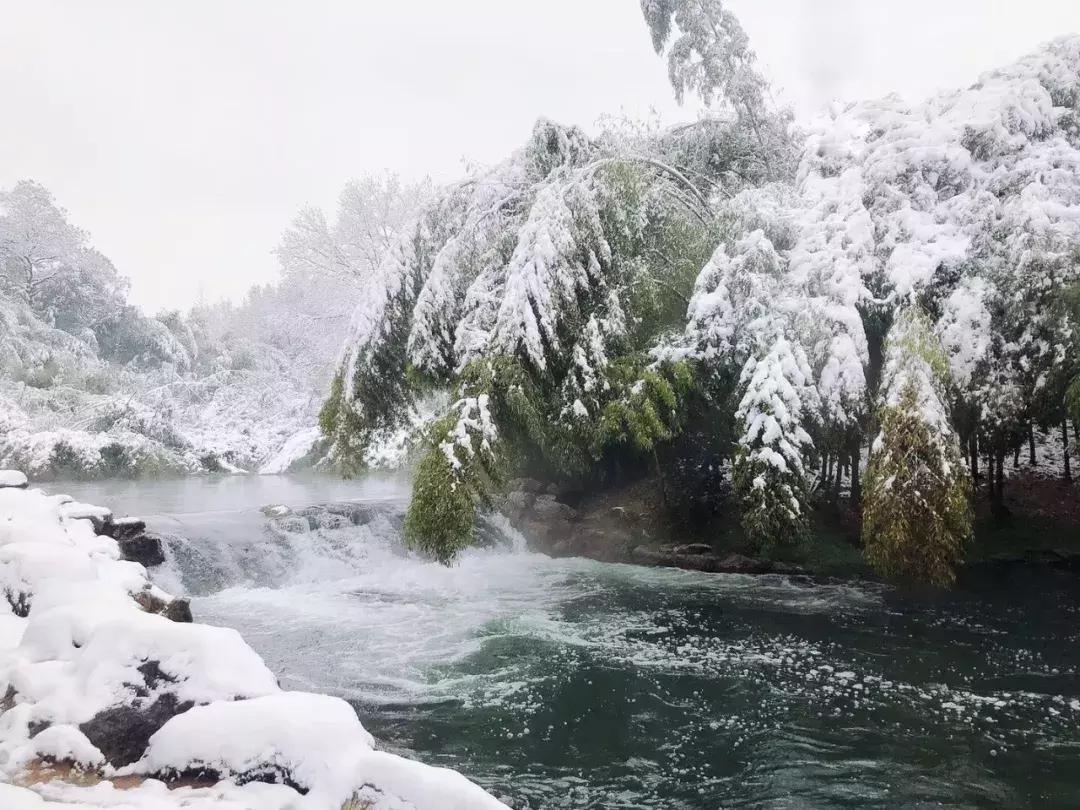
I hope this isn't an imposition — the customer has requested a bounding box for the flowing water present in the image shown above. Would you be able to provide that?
[57,475,1080,809]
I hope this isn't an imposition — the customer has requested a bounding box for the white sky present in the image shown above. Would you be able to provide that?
[1,0,1078,312]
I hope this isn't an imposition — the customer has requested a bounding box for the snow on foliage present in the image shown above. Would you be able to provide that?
[862,309,972,585]
[0,170,430,479]
[325,32,1080,564]
[733,336,819,549]
[0,479,510,809]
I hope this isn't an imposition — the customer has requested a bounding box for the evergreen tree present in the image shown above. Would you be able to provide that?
[863,308,972,586]
[732,335,818,551]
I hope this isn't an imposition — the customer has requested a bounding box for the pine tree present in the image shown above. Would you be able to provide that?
[733,335,819,551]
[863,308,972,586]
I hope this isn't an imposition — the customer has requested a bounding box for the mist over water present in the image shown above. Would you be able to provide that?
[59,476,1080,809]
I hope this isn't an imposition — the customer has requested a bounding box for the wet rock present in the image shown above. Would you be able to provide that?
[80,692,193,768]
[163,598,193,623]
[268,515,312,535]
[133,590,193,623]
[671,543,714,556]
[153,764,307,795]
[322,502,377,526]
[292,505,355,531]
[531,495,578,522]
[118,532,166,568]
[631,546,801,575]
[94,516,148,541]
[714,552,773,574]
[79,659,195,768]
[503,490,535,516]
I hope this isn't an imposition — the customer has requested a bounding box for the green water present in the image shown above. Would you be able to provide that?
[59,476,1080,809]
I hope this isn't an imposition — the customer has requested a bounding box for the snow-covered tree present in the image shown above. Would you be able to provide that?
[0,182,128,331]
[319,21,1080,570]
[863,308,972,586]
[732,335,819,550]
[276,173,427,287]
[639,0,796,180]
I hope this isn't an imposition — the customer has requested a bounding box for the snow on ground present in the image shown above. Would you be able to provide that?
[258,427,321,475]
[0,470,509,810]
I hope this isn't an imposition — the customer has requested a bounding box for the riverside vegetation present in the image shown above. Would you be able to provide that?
[318,2,1080,586]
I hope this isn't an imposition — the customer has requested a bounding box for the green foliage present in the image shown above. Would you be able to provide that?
[862,310,973,586]
[403,423,479,565]
[1069,377,1080,427]
[403,376,508,563]
[729,338,818,554]
[862,383,973,586]
[318,371,371,478]
[595,361,694,454]
[733,454,809,554]
[1064,283,1080,426]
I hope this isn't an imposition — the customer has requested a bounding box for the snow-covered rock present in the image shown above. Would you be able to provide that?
[0,470,28,489]
[0,475,510,809]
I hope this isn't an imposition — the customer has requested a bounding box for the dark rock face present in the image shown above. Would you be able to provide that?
[500,476,808,576]
[79,659,194,768]
[118,532,167,568]
[631,545,805,575]
[91,517,168,568]
[27,719,50,738]
[162,598,193,623]
[80,692,193,768]
[153,765,308,795]
[94,517,148,542]
[500,485,649,563]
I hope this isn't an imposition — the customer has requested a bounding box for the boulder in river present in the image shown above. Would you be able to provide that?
[118,532,167,568]
[631,545,806,575]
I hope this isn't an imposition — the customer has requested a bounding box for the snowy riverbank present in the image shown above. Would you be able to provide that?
[0,470,508,809]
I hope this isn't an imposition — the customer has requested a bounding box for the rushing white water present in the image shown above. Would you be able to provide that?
[52,474,1080,809]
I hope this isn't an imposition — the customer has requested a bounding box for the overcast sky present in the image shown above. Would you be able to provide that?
[1,1,1078,312]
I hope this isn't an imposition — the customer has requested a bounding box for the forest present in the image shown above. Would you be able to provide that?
[314,4,1080,585]
[3,2,1078,588]
[3,3,1080,809]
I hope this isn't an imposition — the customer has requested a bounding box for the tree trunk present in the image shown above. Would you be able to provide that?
[1064,420,1073,484]
[996,451,1005,504]
[1028,424,1036,466]
[850,442,861,506]
[652,448,669,509]
[1013,445,1020,468]
[990,450,1010,519]
[833,452,843,503]
[969,433,979,483]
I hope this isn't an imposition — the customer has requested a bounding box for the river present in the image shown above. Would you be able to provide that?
[55,474,1080,809]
